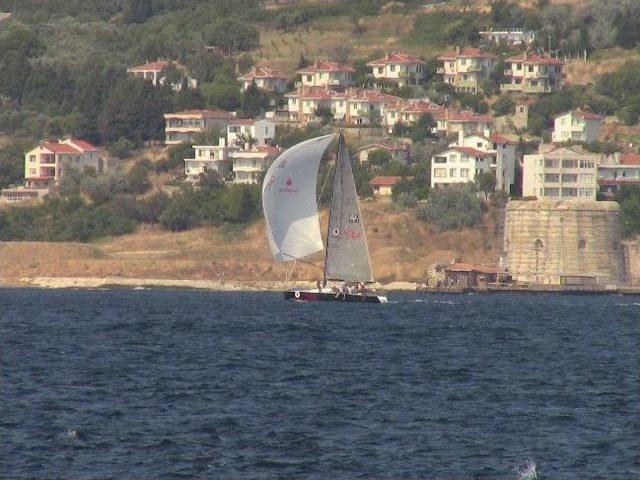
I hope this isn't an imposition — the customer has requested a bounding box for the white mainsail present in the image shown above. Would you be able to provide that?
[262,134,335,262]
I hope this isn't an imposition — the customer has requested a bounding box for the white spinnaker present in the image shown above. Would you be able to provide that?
[262,134,335,262]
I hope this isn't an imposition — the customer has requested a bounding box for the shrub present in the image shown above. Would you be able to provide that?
[127,159,153,194]
[417,184,483,231]
[159,190,202,231]
[493,95,515,116]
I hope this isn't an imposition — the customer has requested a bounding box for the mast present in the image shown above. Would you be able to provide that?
[322,133,341,284]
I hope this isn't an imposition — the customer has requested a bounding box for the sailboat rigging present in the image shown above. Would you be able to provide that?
[262,132,387,303]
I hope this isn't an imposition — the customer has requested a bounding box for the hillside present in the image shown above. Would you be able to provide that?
[0,200,499,287]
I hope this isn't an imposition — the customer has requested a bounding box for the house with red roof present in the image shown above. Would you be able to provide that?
[383,99,444,133]
[238,67,289,93]
[128,59,197,90]
[296,59,355,89]
[437,47,498,94]
[15,139,103,194]
[442,130,519,192]
[552,110,603,144]
[367,51,426,87]
[284,86,339,122]
[432,109,495,137]
[431,144,497,189]
[369,176,404,197]
[164,109,237,145]
[598,152,640,198]
[501,52,565,94]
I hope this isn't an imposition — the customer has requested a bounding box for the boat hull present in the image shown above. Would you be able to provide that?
[285,289,388,303]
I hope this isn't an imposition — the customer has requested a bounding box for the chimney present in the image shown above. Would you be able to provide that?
[458,129,464,146]
[455,45,461,55]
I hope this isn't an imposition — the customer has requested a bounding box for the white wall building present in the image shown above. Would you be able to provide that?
[296,59,354,89]
[479,29,536,46]
[164,109,236,145]
[598,152,640,198]
[523,145,600,200]
[227,119,276,148]
[184,138,237,182]
[232,146,280,184]
[552,110,603,144]
[238,67,289,93]
[437,47,498,94]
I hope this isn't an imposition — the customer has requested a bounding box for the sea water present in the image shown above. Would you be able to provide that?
[1,290,638,479]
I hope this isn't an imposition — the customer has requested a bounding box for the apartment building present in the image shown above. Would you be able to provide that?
[478,29,536,46]
[523,145,600,200]
[227,119,276,148]
[367,51,426,87]
[296,59,354,89]
[437,47,498,93]
[164,109,236,145]
[238,67,289,93]
[598,152,640,198]
[501,52,565,94]
[552,110,603,144]
[184,138,237,182]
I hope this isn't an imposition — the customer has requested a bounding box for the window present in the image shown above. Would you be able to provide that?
[561,174,577,183]
[390,65,395,72]
[306,75,312,82]
[534,239,544,249]
[434,156,447,164]
[29,168,36,175]
[516,63,522,70]
[578,239,586,249]
[477,142,483,148]
[562,160,578,168]
[561,187,578,197]
[378,67,383,74]
[544,187,560,196]
[579,160,595,168]
[29,155,36,163]
[545,159,558,168]
[544,174,559,183]
[449,168,457,177]
[460,168,469,178]
[579,174,594,183]
[434,168,447,178]
[528,65,534,72]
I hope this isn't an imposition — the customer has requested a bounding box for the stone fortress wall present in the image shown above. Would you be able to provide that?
[502,200,625,286]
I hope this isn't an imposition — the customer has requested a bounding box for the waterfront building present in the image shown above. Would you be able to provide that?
[522,145,600,200]
[503,200,625,286]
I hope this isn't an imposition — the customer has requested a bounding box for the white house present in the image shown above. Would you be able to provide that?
[431,146,496,189]
[501,52,565,94]
[367,51,425,87]
[128,60,197,90]
[184,138,237,182]
[432,109,495,137]
[479,29,536,46]
[238,67,289,93]
[232,146,280,184]
[552,110,603,144]
[522,145,600,200]
[369,176,403,197]
[357,142,411,165]
[227,119,276,148]
[296,59,354,89]
[383,99,444,133]
[447,130,518,192]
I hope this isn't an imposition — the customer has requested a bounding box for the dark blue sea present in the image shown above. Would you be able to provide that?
[1,290,639,479]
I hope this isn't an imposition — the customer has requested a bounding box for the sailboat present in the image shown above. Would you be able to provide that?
[262,132,387,303]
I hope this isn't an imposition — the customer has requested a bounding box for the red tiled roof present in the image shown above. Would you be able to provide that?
[367,51,425,67]
[397,100,443,114]
[297,59,355,74]
[369,176,403,187]
[348,89,400,104]
[238,66,289,81]
[64,139,99,152]
[438,47,497,60]
[128,60,171,72]
[164,109,236,118]
[255,145,281,155]
[505,52,564,66]
[41,142,81,154]
[451,146,492,157]
[621,153,640,165]
[285,86,341,100]
[574,109,603,121]
[229,119,257,126]
[489,133,517,145]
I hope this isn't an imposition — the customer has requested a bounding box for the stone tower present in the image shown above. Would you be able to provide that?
[503,200,625,286]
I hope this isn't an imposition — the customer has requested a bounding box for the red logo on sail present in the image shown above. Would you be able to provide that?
[279,176,298,193]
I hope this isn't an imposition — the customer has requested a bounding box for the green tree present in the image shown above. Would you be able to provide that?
[239,81,270,118]
[0,144,24,189]
[204,17,259,54]
[417,184,483,231]
[475,171,497,200]
[127,159,153,194]
[121,0,152,24]
[615,184,640,237]
[367,149,392,167]
[493,95,515,116]
[409,113,436,143]
[201,81,241,111]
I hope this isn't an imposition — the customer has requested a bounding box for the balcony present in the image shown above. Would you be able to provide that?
[500,83,522,92]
